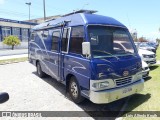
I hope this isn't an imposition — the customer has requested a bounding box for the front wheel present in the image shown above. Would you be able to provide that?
[69,76,85,104]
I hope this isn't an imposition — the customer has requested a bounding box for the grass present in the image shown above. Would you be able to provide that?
[122,65,160,120]
[156,46,160,61]
[0,57,28,65]
[121,47,160,120]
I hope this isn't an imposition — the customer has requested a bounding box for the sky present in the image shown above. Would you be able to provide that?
[0,0,160,40]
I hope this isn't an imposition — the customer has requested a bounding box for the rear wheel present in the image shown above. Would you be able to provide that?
[69,76,84,104]
[36,62,46,78]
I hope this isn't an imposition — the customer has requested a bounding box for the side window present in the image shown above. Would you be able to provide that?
[70,26,84,54]
[62,29,69,52]
[52,31,60,51]
[22,28,29,41]
[31,32,35,41]
[2,27,11,40]
[12,27,20,39]
[42,30,49,39]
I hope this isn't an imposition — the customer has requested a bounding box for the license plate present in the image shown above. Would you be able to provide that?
[122,87,132,94]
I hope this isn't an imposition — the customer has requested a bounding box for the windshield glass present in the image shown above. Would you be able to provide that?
[140,43,149,47]
[88,26,135,58]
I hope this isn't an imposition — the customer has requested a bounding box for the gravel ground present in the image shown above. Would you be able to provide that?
[0,62,125,120]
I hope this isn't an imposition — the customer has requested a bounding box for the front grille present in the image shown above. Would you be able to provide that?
[146,61,150,64]
[114,76,132,86]
[149,60,156,64]
[148,55,155,58]
[143,67,149,70]
[142,72,149,78]
[152,49,156,53]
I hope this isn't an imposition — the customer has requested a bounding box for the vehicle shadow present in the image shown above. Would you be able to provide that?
[149,65,159,71]
[144,76,152,82]
[32,72,151,119]
[118,93,151,117]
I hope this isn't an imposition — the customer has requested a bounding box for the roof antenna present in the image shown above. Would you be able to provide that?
[63,10,97,17]
[82,3,89,10]
[73,10,76,14]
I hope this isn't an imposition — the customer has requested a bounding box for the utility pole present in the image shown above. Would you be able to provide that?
[25,2,31,58]
[25,2,31,28]
[43,0,46,21]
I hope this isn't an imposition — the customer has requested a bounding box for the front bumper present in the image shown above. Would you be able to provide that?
[89,79,144,104]
[142,69,150,78]
[143,58,156,66]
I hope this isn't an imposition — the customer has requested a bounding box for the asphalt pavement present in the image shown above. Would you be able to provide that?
[0,62,124,120]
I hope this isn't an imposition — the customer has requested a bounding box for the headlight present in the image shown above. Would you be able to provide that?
[142,54,149,58]
[92,81,109,89]
[147,49,152,52]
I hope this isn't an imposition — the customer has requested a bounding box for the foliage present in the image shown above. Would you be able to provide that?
[131,32,138,42]
[138,37,148,42]
[156,46,160,61]
[156,38,160,44]
[3,36,21,50]
[123,65,160,120]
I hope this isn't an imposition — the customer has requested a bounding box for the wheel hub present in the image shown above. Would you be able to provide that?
[71,82,78,98]
[37,64,41,75]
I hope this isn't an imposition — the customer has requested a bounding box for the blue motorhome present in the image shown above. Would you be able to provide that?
[29,10,144,104]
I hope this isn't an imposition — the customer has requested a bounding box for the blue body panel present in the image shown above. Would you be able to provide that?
[91,55,141,80]
[29,13,141,92]
[33,13,126,30]
[83,14,125,27]
[64,54,91,89]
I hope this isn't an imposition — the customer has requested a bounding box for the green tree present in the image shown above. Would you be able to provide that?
[138,37,148,42]
[3,36,21,50]
[156,38,160,44]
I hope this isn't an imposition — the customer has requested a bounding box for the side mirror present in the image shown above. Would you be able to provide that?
[82,42,91,57]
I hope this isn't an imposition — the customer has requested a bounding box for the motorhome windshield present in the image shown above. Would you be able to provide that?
[88,26,135,58]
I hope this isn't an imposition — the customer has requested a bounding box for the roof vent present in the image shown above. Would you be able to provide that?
[63,9,97,17]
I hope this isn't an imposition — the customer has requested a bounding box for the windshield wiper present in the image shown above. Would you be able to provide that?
[93,50,119,60]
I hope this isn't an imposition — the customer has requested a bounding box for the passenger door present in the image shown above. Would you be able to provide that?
[47,28,70,81]
[47,30,60,80]
[60,28,70,81]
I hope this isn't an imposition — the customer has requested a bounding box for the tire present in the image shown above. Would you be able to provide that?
[36,62,46,78]
[69,76,84,104]
[0,92,9,103]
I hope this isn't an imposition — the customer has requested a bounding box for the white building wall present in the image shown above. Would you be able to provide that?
[0,21,36,49]
[0,21,34,28]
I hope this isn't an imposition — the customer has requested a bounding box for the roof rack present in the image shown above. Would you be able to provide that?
[45,15,62,22]
[63,9,97,17]
[34,20,71,31]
